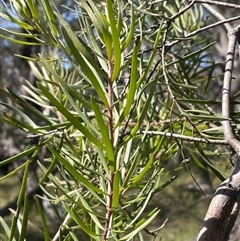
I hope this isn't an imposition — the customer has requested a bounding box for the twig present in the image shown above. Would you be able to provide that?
[52,213,71,241]
[186,15,240,38]
[136,130,227,144]
[189,0,240,9]
[149,219,168,233]
[161,23,206,138]
[169,0,195,21]
[165,15,240,53]
[201,3,232,32]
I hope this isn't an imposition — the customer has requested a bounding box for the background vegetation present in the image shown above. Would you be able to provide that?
[0,0,240,240]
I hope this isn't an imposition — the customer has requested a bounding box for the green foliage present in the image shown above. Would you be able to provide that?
[0,0,236,240]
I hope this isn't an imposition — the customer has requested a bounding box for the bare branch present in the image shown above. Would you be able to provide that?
[169,0,195,21]
[201,3,232,32]
[186,15,240,38]
[189,0,240,9]
[222,26,240,154]
[137,130,227,144]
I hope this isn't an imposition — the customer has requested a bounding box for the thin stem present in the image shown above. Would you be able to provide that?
[136,130,227,144]
[189,0,240,9]
[161,23,205,138]
[103,60,115,241]
[185,15,240,38]
[201,3,232,32]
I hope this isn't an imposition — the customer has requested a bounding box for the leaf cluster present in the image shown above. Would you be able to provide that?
[0,0,238,240]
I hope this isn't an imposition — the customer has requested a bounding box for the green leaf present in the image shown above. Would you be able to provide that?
[0,134,51,168]
[35,196,50,241]
[19,194,29,241]
[82,0,112,59]
[0,143,41,181]
[195,144,225,181]
[60,25,108,108]
[106,0,122,81]
[57,13,106,77]
[116,37,140,127]
[40,59,100,136]
[77,193,104,230]
[122,3,135,50]
[0,217,17,241]
[48,145,106,195]
[8,163,29,241]
[39,0,58,36]
[64,204,100,238]
[38,84,104,148]
[0,87,54,125]
[153,175,178,195]
[122,80,156,143]
[1,102,38,128]
[112,170,121,208]
[183,112,229,121]
[132,136,165,184]
[120,208,160,241]
[167,42,215,67]
[91,97,115,170]
[25,0,39,20]
[39,156,58,185]
[84,17,108,72]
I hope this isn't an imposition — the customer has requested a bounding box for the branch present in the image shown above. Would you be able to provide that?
[189,0,240,9]
[186,15,240,38]
[136,130,227,144]
[201,2,232,32]
[222,201,240,241]
[222,25,240,154]
[196,21,240,241]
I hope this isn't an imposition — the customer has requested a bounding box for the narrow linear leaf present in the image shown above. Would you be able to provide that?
[64,204,99,238]
[40,59,99,135]
[35,196,50,241]
[0,136,50,167]
[0,217,16,241]
[48,145,106,195]
[120,209,160,241]
[39,84,104,148]
[82,0,112,59]
[77,193,104,230]
[56,13,106,77]
[8,163,29,241]
[112,170,120,208]
[39,0,58,36]
[116,37,140,127]
[18,194,29,241]
[0,87,54,125]
[91,97,115,170]
[125,190,153,229]
[123,81,156,143]
[60,27,108,107]
[106,0,122,81]
[132,136,164,184]
[195,144,225,181]
[122,3,134,50]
